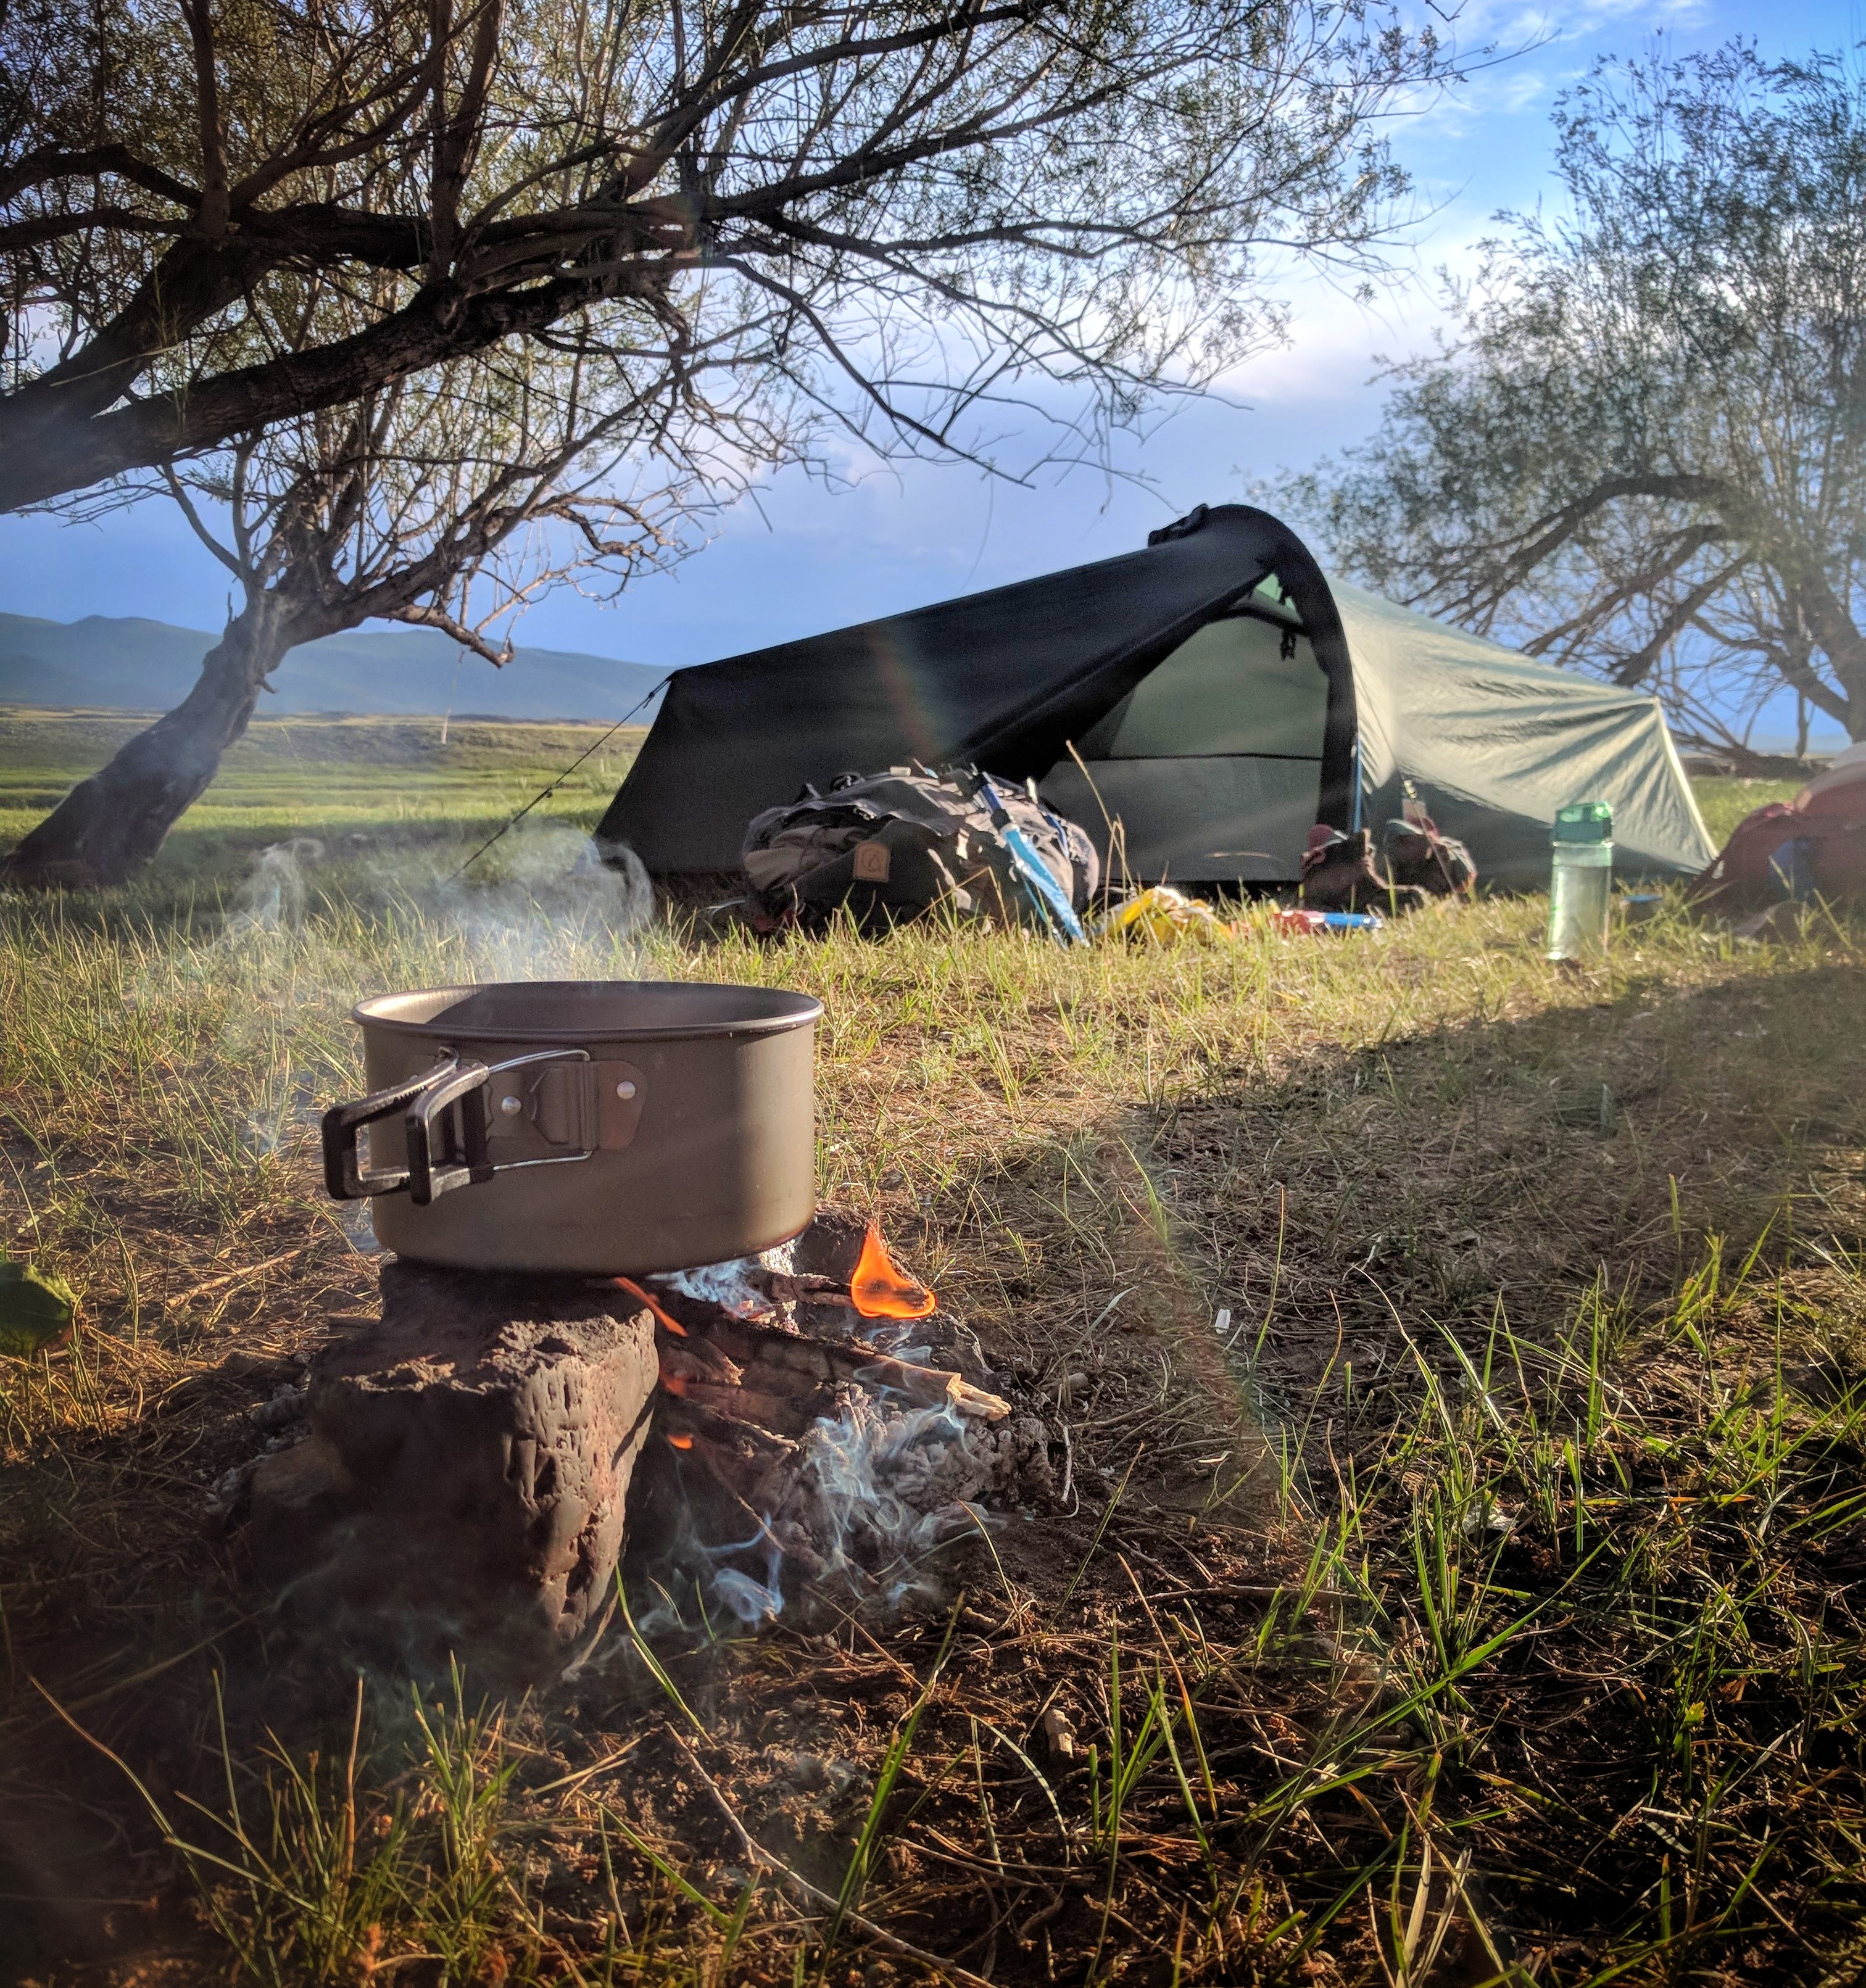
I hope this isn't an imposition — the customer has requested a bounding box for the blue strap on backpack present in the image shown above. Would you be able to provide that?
[972,771,1087,945]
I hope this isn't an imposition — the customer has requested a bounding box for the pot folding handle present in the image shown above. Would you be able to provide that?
[321,1057,491,1203]
[404,1059,501,1206]
[321,1048,623,1208]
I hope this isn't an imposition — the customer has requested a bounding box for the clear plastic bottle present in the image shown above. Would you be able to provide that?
[1546,801,1614,961]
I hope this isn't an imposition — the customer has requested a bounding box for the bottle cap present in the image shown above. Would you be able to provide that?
[1553,801,1612,845]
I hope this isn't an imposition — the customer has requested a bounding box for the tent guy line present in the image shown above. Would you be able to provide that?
[450,674,673,882]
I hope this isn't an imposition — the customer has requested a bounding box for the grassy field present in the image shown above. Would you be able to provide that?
[0,707,644,871]
[2,729,1864,1988]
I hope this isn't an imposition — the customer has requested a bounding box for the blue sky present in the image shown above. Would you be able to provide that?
[3,0,1859,719]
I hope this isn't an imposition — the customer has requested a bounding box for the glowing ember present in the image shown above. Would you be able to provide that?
[850,1223,937,1320]
[616,1275,686,1336]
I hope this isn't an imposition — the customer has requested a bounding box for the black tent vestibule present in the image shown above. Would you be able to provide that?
[596,503,1714,890]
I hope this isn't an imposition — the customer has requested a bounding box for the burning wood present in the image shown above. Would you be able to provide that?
[645,1244,1009,1445]
[856,1353,1010,1420]
[633,1217,1051,1625]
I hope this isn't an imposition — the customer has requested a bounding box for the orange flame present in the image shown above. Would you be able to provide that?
[850,1223,937,1320]
[666,1431,694,1451]
[615,1275,686,1336]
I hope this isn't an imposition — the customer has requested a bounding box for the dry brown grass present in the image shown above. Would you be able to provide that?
[2,839,1865,1987]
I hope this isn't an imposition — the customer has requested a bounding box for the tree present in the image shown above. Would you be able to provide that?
[1296,42,1866,752]
[2,302,774,883]
[2,0,1446,519]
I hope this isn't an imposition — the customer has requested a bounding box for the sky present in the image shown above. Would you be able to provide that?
[2,0,1861,724]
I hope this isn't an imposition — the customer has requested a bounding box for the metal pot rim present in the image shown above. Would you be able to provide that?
[351,979,823,1045]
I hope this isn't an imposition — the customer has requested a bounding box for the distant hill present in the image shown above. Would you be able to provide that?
[0,613,667,721]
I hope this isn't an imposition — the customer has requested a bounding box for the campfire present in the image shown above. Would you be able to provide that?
[632,1215,1045,1628]
[244,1207,1052,1676]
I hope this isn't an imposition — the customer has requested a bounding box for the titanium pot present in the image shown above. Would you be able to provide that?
[320,981,822,1275]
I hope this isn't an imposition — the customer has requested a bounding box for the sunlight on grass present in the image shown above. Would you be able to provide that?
[0,708,644,866]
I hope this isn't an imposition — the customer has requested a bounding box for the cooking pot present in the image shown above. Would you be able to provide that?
[320,981,822,1275]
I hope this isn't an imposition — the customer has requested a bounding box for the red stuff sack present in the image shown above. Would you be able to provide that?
[1693,753,1866,909]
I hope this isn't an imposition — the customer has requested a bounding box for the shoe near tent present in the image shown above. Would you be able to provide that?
[597,503,1715,891]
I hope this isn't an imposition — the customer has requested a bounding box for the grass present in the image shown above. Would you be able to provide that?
[0,706,644,872]
[1690,779,1801,845]
[2,739,1864,1986]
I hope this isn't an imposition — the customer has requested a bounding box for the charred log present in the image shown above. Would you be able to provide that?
[248,1262,658,1682]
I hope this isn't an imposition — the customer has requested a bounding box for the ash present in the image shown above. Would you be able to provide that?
[779,1388,1054,1598]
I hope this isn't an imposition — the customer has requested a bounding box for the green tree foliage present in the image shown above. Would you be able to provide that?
[1297,43,1866,750]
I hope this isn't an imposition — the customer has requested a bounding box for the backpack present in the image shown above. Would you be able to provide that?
[1300,826,1426,914]
[1692,752,1866,910]
[742,766,1099,935]
[1381,811,1477,897]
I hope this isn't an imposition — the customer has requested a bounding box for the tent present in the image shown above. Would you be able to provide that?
[597,503,1715,889]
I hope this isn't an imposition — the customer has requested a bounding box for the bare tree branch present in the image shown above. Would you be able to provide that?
[2,0,1451,510]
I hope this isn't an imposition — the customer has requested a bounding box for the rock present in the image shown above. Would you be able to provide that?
[251,1261,657,1681]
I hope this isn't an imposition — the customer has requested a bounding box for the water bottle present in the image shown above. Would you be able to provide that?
[1546,801,1613,961]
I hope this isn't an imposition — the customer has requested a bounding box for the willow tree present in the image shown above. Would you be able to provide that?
[1297,43,1866,752]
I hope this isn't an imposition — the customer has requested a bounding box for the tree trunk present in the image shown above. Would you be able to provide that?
[2,592,300,888]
